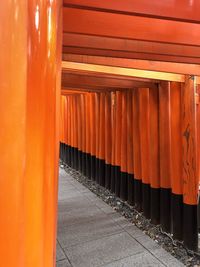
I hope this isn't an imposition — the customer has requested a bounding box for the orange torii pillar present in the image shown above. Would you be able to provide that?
[170,82,183,240]
[120,91,128,201]
[0,1,62,267]
[105,92,112,190]
[133,88,142,210]
[90,93,97,180]
[115,91,123,197]
[139,88,151,218]
[127,90,134,205]
[159,82,172,232]
[111,92,117,193]
[149,87,160,224]
[182,76,198,251]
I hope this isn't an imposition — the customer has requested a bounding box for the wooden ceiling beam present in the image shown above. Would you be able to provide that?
[63,33,200,59]
[62,74,157,90]
[63,54,200,76]
[62,61,186,83]
[63,8,200,46]
[63,0,200,24]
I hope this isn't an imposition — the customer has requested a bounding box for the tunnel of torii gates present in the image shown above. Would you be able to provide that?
[2,1,200,267]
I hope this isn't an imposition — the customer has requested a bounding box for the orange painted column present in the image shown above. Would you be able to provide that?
[69,96,73,166]
[105,92,112,189]
[182,76,198,251]
[170,82,183,240]
[95,93,100,183]
[74,96,79,170]
[77,95,82,171]
[115,91,123,197]
[127,90,134,205]
[159,81,172,232]
[99,92,106,186]
[120,91,128,200]
[133,88,142,210]
[111,92,116,193]
[63,96,68,164]
[197,85,200,188]
[81,94,87,175]
[0,1,62,267]
[90,93,96,180]
[139,88,150,218]
[60,96,65,161]
[149,87,160,224]
[67,96,71,165]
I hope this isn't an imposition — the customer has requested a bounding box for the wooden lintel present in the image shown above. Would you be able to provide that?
[62,61,185,83]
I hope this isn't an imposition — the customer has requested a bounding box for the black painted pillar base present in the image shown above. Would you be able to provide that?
[120,172,128,201]
[78,150,82,171]
[134,179,142,211]
[63,144,67,164]
[171,193,183,240]
[86,153,91,179]
[68,146,72,167]
[59,142,62,160]
[150,187,160,225]
[110,165,115,193]
[160,188,171,232]
[74,148,78,170]
[91,155,96,181]
[115,166,121,197]
[127,174,134,206]
[71,147,75,168]
[81,152,87,176]
[95,158,100,184]
[99,159,105,187]
[67,145,70,166]
[183,203,198,251]
[105,163,111,190]
[142,183,151,219]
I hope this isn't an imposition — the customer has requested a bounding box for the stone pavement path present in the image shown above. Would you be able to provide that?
[56,168,184,267]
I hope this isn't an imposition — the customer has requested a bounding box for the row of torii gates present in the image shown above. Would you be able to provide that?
[1,1,200,266]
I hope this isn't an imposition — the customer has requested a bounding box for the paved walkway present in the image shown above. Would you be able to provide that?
[56,168,184,267]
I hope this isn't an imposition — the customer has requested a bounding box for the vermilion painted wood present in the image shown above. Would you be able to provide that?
[111,92,116,167]
[126,91,134,175]
[0,2,27,265]
[139,88,150,185]
[63,0,200,23]
[90,93,96,157]
[105,93,112,165]
[63,54,200,76]
[63,33,200,62]
[197,85,200,184]
[62,72,157,90]
[99,93,105,160]
[95,93,100,159]
[85,93,91,154]
[133,88,142,181]
[115,92,122,167]
[63,46,200,65]
[170,82,182,195]
[63,8,200,46]
[149,88,160,189]
[77,96,82,152]
[182,76,198,205]
[81,94,86,154]
[159,82,172,189]
[120,92,128,173]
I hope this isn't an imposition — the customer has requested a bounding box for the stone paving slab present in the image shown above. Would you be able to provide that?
[57,168,184,267]
[103,251,165,267]
[65,232,144,267]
